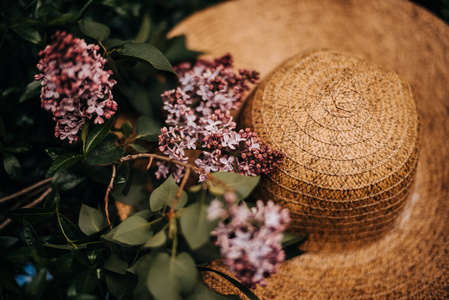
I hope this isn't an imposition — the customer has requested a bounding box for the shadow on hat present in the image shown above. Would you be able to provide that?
[170,0,449,298]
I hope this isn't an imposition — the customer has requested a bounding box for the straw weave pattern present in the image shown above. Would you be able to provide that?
[241,50,420,249]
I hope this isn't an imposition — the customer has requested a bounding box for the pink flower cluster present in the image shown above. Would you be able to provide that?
[208,195,290,288]
[35,31,117,143]
[156,54,284,182]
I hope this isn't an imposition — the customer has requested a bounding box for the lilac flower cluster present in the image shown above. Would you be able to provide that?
[35,31,117,143]
[208,195,290,288]
[156,54,284,182]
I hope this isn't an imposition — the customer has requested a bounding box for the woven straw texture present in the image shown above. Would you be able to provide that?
[241,50,420,250]
[170,0,449,298]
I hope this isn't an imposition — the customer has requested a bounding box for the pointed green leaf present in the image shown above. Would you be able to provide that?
[210,172,260,200]
[3,153,21,180]
[59,214,85,240]
[11,26,42,45]
[0,236,19,249]
[87,166,125,184]
[134,13,151,43]
[189,184,202,193]
[25,268,50,299]
[79,19,110,41]
[81,123,89,156]
[135,115,160,139]
[46,153,82,177]
[165,35,202,64]
[149,176,187,212]
[8,144,32,153]
[140,229,166,249]
[104,254,129,275]
[19,80,41,103]
[0,208,54,224]
[117,42,175,74]
[48,13,80,26]
[147,252,197,300]
[78,204,108,236]
[84,116,115,155]
[45,148,64,160]
[23,220,41,249]
[85,134,125,165]
[180,202,216,250]
[120,121,133,139]
[129,143,147,153]
[110,215,152,246]
[72,268,97,294]
[281,232,308,248]
[106,272,135,299]
[52,170,85,191]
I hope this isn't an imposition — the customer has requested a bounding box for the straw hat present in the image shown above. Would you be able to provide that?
[170,0,449,299]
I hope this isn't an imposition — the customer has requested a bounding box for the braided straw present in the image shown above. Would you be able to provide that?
[170,0,449,298]
[242,50,420,250]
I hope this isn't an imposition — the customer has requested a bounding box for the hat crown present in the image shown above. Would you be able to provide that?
[242,50,420,250]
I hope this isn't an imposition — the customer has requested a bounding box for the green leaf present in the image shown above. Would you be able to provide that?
[129,254,154,299]
[19,80,41,103]
[46,153,83,177]
[140,229,166,249]
[135,115,160,140]
[84,117,115,155]
[129,143,147,153]
[147,252,198,300]
[165,35,202,64]
[149,175,187,212]
[25,268,50,300]
[3,153,21,180]
[0,208,54,224]
[109,215,152,246]
[134,13,151,43]
[48,13,80,26]
[210,172,260,200]
[79,19,111,41]
[117,42,175,74]
[180,202,216,250]
[281,232,308,248]
[120,121,133,139]
[78,204,108,236]
[52,170,86,191]
[23,220,41,249]
[11,26,42,45]
[6,247,34,265]
[189,184,202,193]
[8,144,32,153]
[59,214,85,240]
[71,268,97,295]
[85,134,125,165]
[45,148,64,160]
[87,166,125,184]
[81,123,89,156]
[104,254,128,275]
[0,236,19,249]
[106,272,135,299]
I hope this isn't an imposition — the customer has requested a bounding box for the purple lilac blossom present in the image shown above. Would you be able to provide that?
[157,54,284,182]
[35,31,117,143]
[208,199,290,289]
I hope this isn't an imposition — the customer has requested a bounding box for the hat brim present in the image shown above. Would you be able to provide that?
[170,0,449,298]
